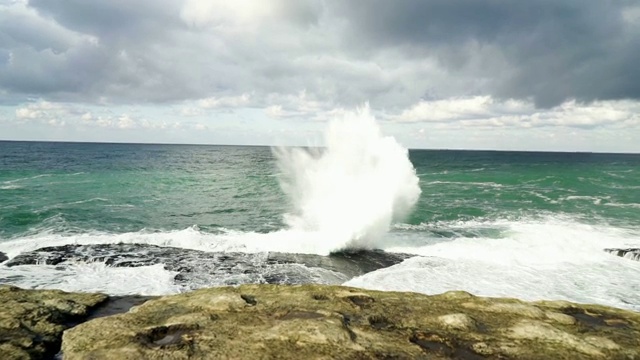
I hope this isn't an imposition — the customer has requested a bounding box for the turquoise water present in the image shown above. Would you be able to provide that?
[1,140,640,310]
[1,142,638,237]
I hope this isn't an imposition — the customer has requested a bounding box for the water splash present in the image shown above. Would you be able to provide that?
[274,105,421,252]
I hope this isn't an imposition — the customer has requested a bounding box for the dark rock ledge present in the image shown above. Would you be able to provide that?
[4,244,413,287]
[605,248,640,262]
[2,285,640,359]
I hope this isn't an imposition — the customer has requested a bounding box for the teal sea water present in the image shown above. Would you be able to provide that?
[1,139,640,310]
[2,142,639,237]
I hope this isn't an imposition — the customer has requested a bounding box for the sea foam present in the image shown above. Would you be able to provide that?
[274,105,420,252]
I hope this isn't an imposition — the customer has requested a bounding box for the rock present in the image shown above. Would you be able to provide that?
[62,285,640,359]
[605,248,640,261]
[6,244,412,288]
[0,285,107,359]
[84,295,157,321]
[0,251,7,263]
[437,313,478,331]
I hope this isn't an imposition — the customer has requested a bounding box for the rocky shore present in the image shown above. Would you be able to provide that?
[1,284,639,359]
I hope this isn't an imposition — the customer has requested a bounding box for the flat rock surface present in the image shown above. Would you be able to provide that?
[62,284,640,360]
[5,244,412,288]
[0,285,107,359]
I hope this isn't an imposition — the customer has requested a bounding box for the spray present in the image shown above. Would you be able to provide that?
[275,105,421,252]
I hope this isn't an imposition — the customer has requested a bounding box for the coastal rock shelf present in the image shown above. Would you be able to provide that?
[0,285,107,359]
[5,244,412,288]
[59,285,640,359]
[605,248,640,262]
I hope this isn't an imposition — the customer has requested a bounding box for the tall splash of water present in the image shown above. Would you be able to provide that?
[275,106,421,252]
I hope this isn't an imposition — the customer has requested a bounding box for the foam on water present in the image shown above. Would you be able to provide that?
[274,105,420,252]
[0,227,365,258]
[347,215,640,311]
[2,214,639,307]
[0,263,180,295]
[384,216,639,264]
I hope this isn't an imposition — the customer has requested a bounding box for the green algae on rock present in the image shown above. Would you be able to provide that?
[62,285,640,360]
[0,285,107,359]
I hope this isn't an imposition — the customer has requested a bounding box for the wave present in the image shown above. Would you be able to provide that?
[1,215,640,308]
[604,202,640,209]
[0,226,373,260]
[347,216,640,311]
[0,185,23,190]
[423,181,504,188]
[559,195,611,205]
[2,215,638,263]
[0,263,180,296]
[66,198,110,205]
[2,174,53,184]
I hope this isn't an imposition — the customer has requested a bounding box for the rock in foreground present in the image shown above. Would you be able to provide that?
[0,285,107,359]
[62,285,640,359]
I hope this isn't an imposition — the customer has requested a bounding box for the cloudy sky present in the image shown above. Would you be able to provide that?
[1,0,639,152]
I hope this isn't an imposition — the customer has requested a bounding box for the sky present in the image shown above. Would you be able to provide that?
[1,0,640,152]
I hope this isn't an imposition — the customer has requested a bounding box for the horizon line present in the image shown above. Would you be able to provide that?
[0,139,638,155]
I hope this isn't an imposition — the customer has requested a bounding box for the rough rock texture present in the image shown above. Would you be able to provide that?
[0,285,107,359]
[62,285,640,360]
[6,244,412,288]
[0,251,7,263]
[605,248,640,262]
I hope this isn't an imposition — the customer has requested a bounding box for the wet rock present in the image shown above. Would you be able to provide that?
[0,285,107,359]
[62,285,640,359]
[604,248,640,261]
[0,251,7,263]
[84,295,156,321]
[5,244,412,288]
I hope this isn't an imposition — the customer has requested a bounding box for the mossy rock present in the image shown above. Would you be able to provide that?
[0,285,107,359]
[62,285,640,359]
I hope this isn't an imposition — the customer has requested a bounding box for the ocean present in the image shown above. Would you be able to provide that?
[1,114,640,311]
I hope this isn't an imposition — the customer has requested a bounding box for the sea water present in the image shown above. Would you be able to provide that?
[1,108,640,310]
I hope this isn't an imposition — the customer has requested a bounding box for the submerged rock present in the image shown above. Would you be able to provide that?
[6,244,412,288]
[0,285,107,359]
[62,285,640,359]
[605,248,640,262]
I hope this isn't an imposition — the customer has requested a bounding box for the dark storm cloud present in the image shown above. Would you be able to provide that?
[0,0,203,103]
[28,0,184,41]
[0,0,639,108]
[332,0,640,107]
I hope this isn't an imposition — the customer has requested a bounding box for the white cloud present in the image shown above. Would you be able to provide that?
[15,101,67,120]
[198,93,251,109]
[392,97,640,131]
[180,0,320,29]
[117,115,135,129]
[181,0,276,28]
[396,96,531,122]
